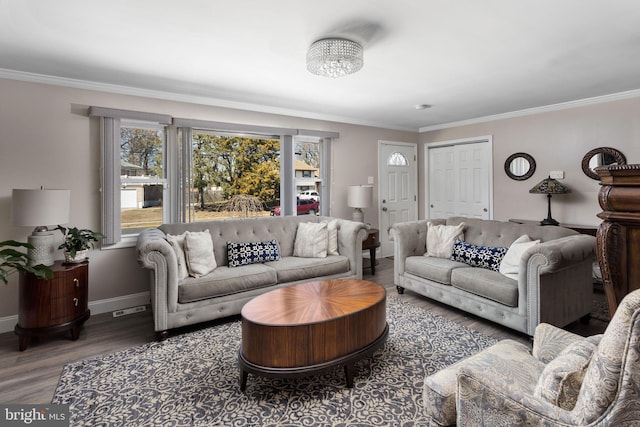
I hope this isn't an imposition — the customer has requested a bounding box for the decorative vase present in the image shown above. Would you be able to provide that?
[64,249,88,263]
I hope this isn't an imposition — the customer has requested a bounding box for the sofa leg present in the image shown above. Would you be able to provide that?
[396,286,405,294]
[580,313,591,324]
[156,330,169,341]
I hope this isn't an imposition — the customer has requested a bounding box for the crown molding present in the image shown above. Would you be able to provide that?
[0,68,415,132]
[7,67,634,134]
[419,88,640,133]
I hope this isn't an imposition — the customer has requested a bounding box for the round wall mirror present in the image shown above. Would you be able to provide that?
[504,152,536,180]
[581,147,627,180]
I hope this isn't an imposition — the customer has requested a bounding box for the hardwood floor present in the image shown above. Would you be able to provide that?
[0,257,607,404]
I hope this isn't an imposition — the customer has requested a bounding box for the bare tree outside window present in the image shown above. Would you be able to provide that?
[189,133,280,221]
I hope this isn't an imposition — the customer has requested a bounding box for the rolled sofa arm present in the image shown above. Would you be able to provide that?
[532,323,585,363]
[136,228,180,332]
[334,218,368,279]
[520,234,596,274]
[390,220,429,285]
[137,228,175,268]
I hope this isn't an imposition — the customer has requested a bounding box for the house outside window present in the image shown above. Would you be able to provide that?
[120,122,167,236]
[294,139,322,199]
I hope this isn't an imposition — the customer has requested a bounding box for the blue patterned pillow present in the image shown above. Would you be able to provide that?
[227,240,280,267]
[450,240,508,272]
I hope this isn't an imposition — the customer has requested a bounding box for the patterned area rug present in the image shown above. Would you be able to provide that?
[53,296,496,426]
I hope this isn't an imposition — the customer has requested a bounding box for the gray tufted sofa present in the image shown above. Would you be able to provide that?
[390,217,596,336]
[137,215,367,339]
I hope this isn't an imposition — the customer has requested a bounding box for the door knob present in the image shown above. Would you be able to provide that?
[483,208,488,212]
[382,207,388,211]
[430,204,434,208]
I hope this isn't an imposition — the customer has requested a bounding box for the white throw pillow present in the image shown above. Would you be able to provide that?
[184,230,217,277]
[499,234,540,278]
[425,222,465,258]
[293,222,328,258]
[166,232,189,280]
[327,219,339,255]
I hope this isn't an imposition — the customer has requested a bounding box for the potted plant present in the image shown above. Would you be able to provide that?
[0,240,53,284]
[56,226,104,263]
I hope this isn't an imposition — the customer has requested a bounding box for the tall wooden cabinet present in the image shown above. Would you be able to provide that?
[596,164,640,318]
[15,260,90,351]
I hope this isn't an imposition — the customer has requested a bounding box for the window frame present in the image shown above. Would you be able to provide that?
[93,107,338,247]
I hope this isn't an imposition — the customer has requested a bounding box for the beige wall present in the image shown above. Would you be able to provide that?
[0,78,416,323]
[419,97,640,225]
[4,76,637,326]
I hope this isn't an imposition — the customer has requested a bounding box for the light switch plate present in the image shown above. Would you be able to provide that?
[550,171,564,179]
[367,176,374,184]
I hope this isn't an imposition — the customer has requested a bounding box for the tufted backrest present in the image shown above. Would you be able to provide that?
[445,217,578,248]
[571,288,640,424]
[160,215,326,266]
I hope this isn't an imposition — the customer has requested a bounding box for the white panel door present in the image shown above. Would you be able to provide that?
[428,146,456,219]
[379,141,418,257]
[427,139,492,220]
[455,143,491,219]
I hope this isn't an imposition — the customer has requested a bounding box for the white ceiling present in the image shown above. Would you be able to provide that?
[2,0,640,131]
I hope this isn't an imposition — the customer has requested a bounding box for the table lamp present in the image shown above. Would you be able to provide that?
[529,177,570,226]
[347,185,373,223]
[11,188,71,265]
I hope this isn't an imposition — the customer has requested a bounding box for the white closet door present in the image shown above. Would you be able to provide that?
[427,139,492,220]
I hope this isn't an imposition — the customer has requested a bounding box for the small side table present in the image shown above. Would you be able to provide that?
[15,260,90,351]
[362,228,380,275]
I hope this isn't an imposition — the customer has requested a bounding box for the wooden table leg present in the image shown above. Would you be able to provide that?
[71,325,81,340]
[240,368,248,391]
[369,247,376,275]
[344,364,355,388]
[18,335,29,352]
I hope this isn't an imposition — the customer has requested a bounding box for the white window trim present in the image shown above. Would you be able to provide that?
[97,114,171,246]
[293,135,329,215]
[93,107,338,246]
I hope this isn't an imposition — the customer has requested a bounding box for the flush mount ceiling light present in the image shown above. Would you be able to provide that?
[306,38,363,78]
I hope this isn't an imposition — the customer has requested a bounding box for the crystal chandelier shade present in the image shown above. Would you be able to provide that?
[306,38,363,78]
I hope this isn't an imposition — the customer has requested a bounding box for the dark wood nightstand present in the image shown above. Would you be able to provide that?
[362,228,380,275]
[15,260,90,351]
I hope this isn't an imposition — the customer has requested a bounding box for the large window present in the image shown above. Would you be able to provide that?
[120,121,167,235]
[188,131,280,221]
[93,107,337,246]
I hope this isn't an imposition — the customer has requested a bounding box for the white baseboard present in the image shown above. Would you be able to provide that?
[0,291,151,334]
[88,291,151,316]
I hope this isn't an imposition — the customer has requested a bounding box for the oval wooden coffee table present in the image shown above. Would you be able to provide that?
[239,279,388,391]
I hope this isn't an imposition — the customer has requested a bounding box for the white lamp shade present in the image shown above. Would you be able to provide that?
[11,189,71,227]
[347,185,373,209]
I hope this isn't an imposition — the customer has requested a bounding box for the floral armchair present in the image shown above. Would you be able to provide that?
[423,288,640,426]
